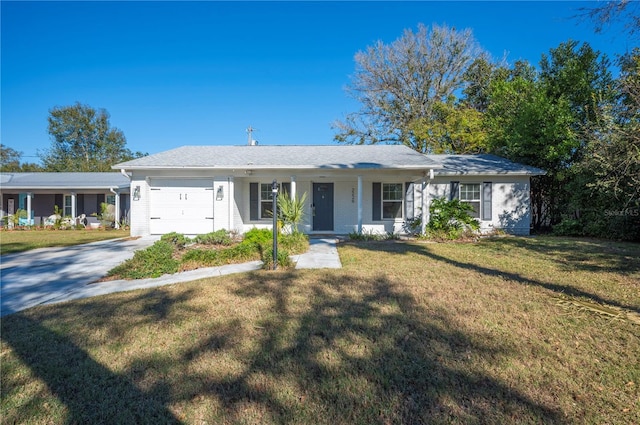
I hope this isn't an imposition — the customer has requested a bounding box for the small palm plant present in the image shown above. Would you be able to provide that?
[277,191,308,234]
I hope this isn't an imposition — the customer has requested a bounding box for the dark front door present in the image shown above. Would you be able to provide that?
[313,183,334,231]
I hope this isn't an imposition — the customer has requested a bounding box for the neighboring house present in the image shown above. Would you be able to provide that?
[113,145,544,237]
[0,172,131,226]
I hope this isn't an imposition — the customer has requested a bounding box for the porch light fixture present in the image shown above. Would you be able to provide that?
[133,186,141,201]
[216,186,224,201]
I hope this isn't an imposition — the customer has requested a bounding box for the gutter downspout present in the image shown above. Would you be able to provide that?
[120,169,131,180]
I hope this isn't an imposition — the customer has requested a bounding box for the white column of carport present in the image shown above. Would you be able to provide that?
[71,192,77,221]
[357,175,363,233]
[421,169,434,235]
[290,175,296,199]
[26,192,33,225]
[227,177,233,231]
[110,188,121,229]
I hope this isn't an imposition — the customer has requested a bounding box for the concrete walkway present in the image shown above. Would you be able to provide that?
[1,236,341,317]
[293,238,342,269]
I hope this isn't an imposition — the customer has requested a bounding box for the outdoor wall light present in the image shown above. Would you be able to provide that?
[216,186,224,201]
[133,186,141,201]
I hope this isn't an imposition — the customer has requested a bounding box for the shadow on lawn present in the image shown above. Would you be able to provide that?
[2,269,566,424]
[226,271,566,423]
[1,318,183,425]
[351,239,640,315]
[484,236,640,276]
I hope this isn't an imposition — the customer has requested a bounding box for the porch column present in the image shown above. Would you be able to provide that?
[71,192,77,220]
[26,192,33,225]
[114,191,121,229]
[357,175,363,233]
[421,178,428,235]
[290,175,297,199]
[227,177,234,231]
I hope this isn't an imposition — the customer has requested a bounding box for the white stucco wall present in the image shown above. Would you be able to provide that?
[429,175,532,235]
[129,175,149,237]
[127,170,532,237]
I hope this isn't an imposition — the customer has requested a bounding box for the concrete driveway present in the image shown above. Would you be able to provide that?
[1,236,342,317]
[1,236,159,317]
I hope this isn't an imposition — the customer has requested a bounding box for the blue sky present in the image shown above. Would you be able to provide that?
[1,1,631,164]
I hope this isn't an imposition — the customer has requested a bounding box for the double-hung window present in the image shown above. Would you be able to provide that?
[382,183,403,219]
[459,183,481,218]
[260,183,275,219]
[64,195,73,217]
[252,182,290,220]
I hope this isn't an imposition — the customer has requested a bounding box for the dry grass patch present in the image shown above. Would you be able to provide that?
[0,228,130,255]
[1,236,639,424]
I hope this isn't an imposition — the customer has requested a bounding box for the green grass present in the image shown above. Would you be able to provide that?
[1,236,639,424]
[0,228,131,255]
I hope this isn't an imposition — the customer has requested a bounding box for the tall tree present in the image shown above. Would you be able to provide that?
[539,40,613,131]
[573,49,640,240]
[411,101,488,154]
[485,72,579,228]
[485,42,615,231]
[41,102,144,172]
[333,23,487,153]
[0,144,42,172]
[0,144,22,172]
[580,0,639,38]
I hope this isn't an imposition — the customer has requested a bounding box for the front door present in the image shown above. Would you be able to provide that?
[313,183,334,231]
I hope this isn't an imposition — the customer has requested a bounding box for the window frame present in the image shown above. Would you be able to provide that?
[256,182,290,220]
[459,183,481,219]
[259,183,276,220]
[381,182,404,220]
[63,194,73,217]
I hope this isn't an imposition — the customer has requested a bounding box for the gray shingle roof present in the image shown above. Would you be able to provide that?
[113,145,442,170]
[0,172,130,190]
[430,154,546,176]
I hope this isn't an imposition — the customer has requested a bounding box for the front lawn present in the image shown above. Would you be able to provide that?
[0,228,131,255]
[1,236,638,424]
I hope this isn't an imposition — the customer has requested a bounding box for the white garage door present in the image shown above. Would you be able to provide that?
[149,179,214,235]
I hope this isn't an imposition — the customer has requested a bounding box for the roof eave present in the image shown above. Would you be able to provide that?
[1,185,131,190]
[114,164,443,171]
[435,171,546,177]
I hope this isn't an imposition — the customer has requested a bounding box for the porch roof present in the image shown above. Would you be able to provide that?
[113,145,442,171]
[0,172,130,191]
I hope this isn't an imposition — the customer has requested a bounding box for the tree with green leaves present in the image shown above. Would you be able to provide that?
[0,144,42,172]
[333,23,488,153]
[41,102,144,172]
[410,101,488,154]
[0,144,22,172]
[485,69,579,228]
[572,49,640,240]
[484,41,616,231]
[539,40,614,132]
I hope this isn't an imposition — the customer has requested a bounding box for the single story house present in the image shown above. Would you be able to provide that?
[111,145,544,237]
[0,172,130,226]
